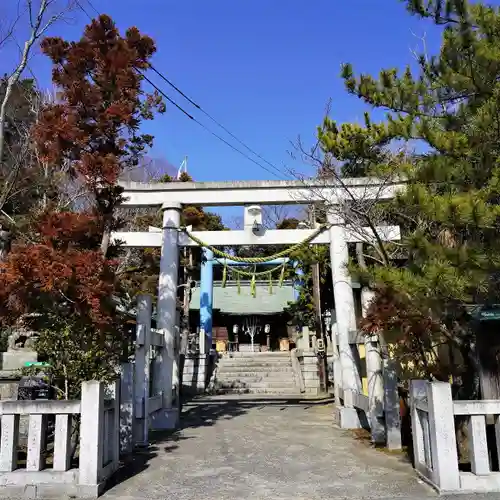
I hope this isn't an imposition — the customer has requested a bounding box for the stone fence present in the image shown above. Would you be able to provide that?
[180,329,212,396]
[324,327,401,450]
[410,380,500,495]
[291,350,321,396]
[0,380,120,499]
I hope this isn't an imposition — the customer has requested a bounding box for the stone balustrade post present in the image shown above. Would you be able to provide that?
[79,381,104,487]
[134,294,152,446]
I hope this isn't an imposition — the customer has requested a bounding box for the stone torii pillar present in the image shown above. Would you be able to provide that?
[112,178,403,433]
[134,294,152,446]
[328,212,362,428]
[199,248,214,351]
[151,202,181,430]
[198,251,300,351]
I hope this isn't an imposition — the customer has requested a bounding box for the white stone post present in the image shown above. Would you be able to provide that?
[331,323,342,409]
[120,363,134,455]
[153,202,181,429]
[199,328,206,355]
[79,381,104,487]
[427,381,460,491]
[109,379,120,469]
[297,326,311,351]
[134,294,152,446]
[409,380,428,472]
[26,414,47,471]
[328,212,362,428]
[383,358,402,450]
[0,416,19,471]
[196,329,207,390]
[53,414,72,472]
[301,353,321,396]
[361,287,385,444]
[365,336,385,444]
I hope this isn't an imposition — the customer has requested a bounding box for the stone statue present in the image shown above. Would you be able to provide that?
[7,329,38,351]
[2,327,38,371]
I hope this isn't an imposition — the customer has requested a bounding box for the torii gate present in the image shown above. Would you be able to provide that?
[113,178,402,431]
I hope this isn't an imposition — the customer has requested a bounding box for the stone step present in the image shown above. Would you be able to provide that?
[216,377,296,385]
[217,366,293,373]
[223,360,292,364]
[215,380,298,389]
[217,370,295,377]
[221,352,291,358]
[213,387,303,395]
[218,368,293,375]
[214,352,299,395]
[218,361,293,368]
[217,367,293,378]
[220,352,291,360]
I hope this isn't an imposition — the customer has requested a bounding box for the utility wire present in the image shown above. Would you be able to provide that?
[139,71,287,180]
[148,64,291,180]
[79,0,98,16]
[75,0,94,18]
[76,0,292,181]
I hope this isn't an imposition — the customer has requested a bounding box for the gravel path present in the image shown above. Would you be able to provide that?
[101,396,496,500]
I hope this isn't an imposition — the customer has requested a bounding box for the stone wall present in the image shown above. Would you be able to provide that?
[298,352,321,396]
[0,373,20,400]
[181,353,208,395]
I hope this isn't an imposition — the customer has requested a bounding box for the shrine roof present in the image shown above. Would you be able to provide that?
[189,280,295,315]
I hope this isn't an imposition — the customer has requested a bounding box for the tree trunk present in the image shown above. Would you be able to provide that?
[100,212,113,257]
[0,228,11,261]
[100,228,111,257]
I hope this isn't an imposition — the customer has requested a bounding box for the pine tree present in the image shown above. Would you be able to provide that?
[319,0,500,387]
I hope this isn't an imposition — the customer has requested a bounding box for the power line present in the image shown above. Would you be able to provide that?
[74,0,94,18]
[148,65,291,180]
[79,0,98,17]
[76,0,292,181]
[139,71,287,180]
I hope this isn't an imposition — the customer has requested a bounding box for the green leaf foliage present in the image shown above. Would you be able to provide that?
[318,0,500,385]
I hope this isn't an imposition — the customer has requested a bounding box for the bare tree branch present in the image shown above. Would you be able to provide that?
[262,205,304,229]
[287,102,409,273]
[0,0,74,170]
[0,2,25,47]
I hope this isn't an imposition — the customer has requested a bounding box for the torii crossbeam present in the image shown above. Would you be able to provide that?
[113,178,404,431]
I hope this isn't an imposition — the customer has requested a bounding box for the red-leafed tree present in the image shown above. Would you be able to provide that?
[360,286,459,382]
[33,14,164,253]
[0,14,164,399]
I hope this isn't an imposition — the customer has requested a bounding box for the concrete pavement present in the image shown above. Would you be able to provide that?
[101,396,497,500]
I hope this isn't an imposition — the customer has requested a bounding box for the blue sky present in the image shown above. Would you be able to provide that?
[3,0,450,222]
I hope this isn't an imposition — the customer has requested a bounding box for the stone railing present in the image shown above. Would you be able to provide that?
[410,380,500,494]
[0,380,120,498]
[294,349,322,396]
[290,348,305,393]
[132,320,169,447]
[181,329,211,396]
[133,294,180,441]
[332,331,401,449]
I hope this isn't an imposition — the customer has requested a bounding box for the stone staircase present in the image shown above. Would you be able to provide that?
[210,351,301,395]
